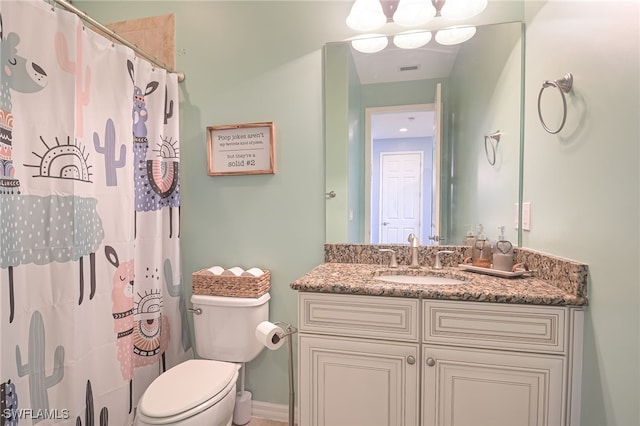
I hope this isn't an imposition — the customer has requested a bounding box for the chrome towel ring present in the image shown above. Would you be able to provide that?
[484,130,502,166]
[538,73,573,134]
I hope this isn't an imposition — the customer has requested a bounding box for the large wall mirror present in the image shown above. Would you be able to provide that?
[325,21,524,247]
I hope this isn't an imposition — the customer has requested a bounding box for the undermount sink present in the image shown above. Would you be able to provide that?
[374,274,465,285]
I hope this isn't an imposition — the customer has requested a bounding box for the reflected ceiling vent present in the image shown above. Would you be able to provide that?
[399,64,420,72]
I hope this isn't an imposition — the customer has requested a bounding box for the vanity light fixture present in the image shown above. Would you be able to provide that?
[348,0,485,52]
[352,25,475,52]
[346,0,487,31]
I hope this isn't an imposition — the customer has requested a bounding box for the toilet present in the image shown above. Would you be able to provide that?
[135,293,270,426]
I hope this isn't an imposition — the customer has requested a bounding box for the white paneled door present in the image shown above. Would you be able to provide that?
[380,152,423,244]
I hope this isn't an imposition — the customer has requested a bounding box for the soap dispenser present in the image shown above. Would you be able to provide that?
[471,224,492,268]
[463,225,476,246]
[492,226,514,272]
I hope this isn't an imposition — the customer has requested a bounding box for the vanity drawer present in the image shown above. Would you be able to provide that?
[299,293,419,342]
[423,300,567,354]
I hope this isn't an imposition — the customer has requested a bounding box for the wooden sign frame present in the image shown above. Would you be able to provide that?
[206,122,275,176]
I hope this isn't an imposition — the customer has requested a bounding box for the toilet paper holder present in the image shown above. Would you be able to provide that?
[271,321,298,344]
[272,321,298,426]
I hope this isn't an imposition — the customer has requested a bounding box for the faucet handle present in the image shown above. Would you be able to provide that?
[434,250,455,269]
[378,249,398,268]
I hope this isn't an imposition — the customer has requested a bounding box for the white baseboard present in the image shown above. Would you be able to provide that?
[251,400,298,424]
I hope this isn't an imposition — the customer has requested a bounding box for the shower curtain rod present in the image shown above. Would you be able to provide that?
[50,0,185,82]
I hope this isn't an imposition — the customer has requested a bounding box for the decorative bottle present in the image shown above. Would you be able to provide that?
[492,226,514,271]
[471,224,492,268]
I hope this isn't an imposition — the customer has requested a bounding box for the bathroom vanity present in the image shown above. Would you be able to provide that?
[291,245,588,426]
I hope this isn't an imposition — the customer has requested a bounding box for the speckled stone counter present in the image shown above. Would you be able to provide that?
[290,244,589,306]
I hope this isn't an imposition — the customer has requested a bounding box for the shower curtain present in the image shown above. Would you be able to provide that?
[0,1,191,424]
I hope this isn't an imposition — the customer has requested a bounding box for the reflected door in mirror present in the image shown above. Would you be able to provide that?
[379,151,423,243]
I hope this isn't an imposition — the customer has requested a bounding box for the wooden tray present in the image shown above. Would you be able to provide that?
[458,264,530,279]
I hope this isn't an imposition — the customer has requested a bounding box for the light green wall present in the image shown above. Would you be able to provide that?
[523,2,639,424]
[80,1,639,423]
[324,42,362,243]
[325,43,352,243]
[347,46,362,243]
[448,22,522,246]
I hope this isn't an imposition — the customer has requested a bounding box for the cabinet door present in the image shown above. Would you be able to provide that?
[422,345,565,426]
[299,334,419,426]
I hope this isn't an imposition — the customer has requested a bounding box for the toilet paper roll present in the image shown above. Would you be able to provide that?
[207,265,225,275]
[241,267,264,277]
[222,266,244,276]
[255,321,285,350]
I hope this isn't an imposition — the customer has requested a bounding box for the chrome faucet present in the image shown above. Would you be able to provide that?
[407,233,420,268]
[434,250,454,270]
[378,248,398,268]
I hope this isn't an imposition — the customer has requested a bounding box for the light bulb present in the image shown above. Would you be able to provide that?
[393,31,432,49]
[435,26,477,45]
[440,0,488,20]
[346,0,387,32]
[351,35,389,53]
[393,0,436,27]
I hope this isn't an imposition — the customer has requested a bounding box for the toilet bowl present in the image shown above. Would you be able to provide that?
[135,359,239,426]
[135,293,270,425]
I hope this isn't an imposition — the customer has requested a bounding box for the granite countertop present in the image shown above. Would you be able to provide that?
[290,261,588,307]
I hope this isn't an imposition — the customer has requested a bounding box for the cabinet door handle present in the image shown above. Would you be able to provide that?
[406,355,416,365]
[426,357,436,367]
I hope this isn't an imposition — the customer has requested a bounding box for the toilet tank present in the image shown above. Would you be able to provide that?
[191,293,270,363]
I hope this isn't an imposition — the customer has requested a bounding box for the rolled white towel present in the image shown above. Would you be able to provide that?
[241,267,264,277]
[222,266,244,276]
[207,266,225,275]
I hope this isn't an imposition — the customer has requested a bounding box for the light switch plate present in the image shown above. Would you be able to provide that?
[522,202,531,231]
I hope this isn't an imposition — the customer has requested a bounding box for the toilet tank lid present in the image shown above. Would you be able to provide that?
[191,293,270,307]
[138,359,238,419]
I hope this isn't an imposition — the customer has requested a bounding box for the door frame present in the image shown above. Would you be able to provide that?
[365,103,439,243]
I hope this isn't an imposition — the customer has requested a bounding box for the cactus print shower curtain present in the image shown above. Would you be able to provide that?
[0,1,190,424]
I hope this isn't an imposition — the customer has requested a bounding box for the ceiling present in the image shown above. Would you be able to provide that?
[354,41,449,139]
[371,109,436,140]
[352,42,460,85]
[348,0,464,140]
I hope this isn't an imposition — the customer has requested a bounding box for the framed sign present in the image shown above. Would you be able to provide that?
[206,122,275,176]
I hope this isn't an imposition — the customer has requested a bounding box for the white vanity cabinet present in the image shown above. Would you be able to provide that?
[421,300,584,426]
[298,293,584,426]
[298,293,420,425]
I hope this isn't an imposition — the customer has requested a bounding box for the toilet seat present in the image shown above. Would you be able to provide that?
[137,359,238,424]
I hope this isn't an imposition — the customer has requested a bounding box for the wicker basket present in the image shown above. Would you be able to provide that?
[192,269,270,298]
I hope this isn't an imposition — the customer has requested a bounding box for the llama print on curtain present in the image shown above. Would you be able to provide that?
[128,59,180,239]
[0,1,190,425]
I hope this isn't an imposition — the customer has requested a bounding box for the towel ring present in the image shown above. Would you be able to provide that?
[538,73,573,134]
[484,130,501,166]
